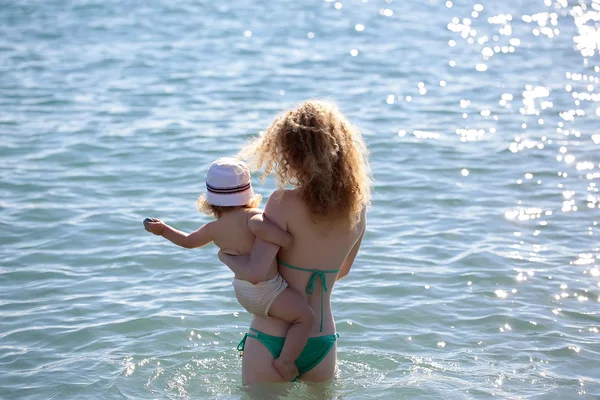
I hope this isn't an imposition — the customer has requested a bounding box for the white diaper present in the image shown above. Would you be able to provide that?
[232,273,288,316]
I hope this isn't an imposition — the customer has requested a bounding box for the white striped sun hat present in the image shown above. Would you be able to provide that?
[205,157,254,206]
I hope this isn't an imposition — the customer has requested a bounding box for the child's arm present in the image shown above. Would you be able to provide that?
[249,213,292,248]
[144,218,213,249]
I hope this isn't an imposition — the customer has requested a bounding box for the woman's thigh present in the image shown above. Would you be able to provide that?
[242,336,285,385]
[298,342,337,383]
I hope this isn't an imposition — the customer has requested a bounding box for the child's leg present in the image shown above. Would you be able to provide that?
[267,288,314,381]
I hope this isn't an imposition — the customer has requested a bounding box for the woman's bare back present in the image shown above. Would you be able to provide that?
[252,189,366,336]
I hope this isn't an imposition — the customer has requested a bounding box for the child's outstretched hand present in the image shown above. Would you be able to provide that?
[144,218,165,236]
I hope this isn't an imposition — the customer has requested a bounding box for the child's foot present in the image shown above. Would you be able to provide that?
[273,358,299,381]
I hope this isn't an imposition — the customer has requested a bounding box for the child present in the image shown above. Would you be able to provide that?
[143,157,313,381]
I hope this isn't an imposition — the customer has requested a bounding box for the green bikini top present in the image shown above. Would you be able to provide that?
[277,258,340,332]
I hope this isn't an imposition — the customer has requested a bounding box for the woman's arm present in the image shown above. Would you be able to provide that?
[337,209,367,281]
[337,229,364,280]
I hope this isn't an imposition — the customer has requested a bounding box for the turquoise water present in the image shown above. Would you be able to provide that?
[1,0,599,398]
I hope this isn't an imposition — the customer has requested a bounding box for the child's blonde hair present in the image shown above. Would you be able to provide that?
[239,100,371,226]
[196,193,262,218]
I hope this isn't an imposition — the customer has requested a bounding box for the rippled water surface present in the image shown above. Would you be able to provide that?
[2,0,600,398]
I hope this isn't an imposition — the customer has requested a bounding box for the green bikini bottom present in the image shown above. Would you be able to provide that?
[237,328,339,379]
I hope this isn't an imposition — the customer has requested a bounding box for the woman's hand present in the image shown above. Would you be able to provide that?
[143,218,165,236]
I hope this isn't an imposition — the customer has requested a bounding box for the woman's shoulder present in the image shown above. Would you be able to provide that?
[267,188,300,205]
[244,207,263,217]
[264,189,303,223]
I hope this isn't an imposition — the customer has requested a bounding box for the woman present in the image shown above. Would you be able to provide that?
[219,100,371,384]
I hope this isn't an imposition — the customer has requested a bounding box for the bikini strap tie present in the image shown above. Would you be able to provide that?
[237,328,259,352]
[237,334,247,352]
[277,259,340,332]
[306,271,329,295]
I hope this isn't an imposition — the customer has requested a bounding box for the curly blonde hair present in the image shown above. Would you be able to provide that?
[196,193,262,218]
[239,100,371,226]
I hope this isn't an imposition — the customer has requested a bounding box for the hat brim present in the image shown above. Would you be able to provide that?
[206,188,254,207]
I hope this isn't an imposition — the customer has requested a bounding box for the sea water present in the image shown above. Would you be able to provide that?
[1,0,599,398]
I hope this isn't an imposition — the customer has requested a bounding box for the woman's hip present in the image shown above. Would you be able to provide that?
[239,329,338,384]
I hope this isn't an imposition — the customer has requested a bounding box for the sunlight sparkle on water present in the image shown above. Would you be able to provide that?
[509,38,521,46]
[488,14,513,25]
[482,47,494,57]
[456,128,486,141]
[413,130,440,139]
[505,207,544,221]
[521,85,550,115]
[572,254,595,265]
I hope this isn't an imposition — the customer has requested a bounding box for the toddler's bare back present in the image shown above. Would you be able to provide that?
[211,208,259,256]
